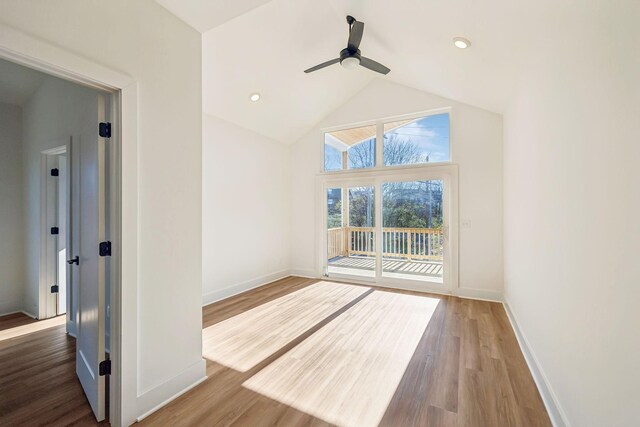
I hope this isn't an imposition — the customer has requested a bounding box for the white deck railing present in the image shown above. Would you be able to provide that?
[327,226,443,261]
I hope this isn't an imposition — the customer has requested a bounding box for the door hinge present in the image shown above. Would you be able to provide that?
[50,168,59,177]
[99,241,112,256]
[51,226,59,235]
[99,360,111,376]
[99,122,111,138]
[51,285,59,293]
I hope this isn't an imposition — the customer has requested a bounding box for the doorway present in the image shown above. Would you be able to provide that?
[0,53,119,424]
[322,167,458,293]
[41,146,69,319]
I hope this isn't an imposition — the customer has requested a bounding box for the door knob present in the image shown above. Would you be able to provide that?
[67,256,79,265]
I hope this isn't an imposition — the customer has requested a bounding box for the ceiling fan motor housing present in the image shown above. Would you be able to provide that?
[340,48,361,65]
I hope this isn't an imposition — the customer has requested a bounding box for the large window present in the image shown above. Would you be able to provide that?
[324,112,450,171]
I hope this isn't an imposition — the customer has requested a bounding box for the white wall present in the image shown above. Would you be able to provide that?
[290,79,504,298]
[21,77,98,317]
[503,4,640,425]
[0,1,204,424]
[0,102,24,315]
[202,114,291,304]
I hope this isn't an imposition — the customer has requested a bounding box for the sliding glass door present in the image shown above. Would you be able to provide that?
[326,185,376,279]
[323,170,455,291]
[381,179,444,283]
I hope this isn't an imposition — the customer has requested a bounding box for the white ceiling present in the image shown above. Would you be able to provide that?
[0,58,47,106]
[156,0,622,144]
[155,0,274,33]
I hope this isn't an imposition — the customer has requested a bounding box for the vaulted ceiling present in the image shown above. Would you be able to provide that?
[155,0,619,144]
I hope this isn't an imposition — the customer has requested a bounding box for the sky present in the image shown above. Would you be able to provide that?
[385,113,450,164]
[324,113,450,170]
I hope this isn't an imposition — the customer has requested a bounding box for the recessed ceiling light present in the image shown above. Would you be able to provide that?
[453,37,471,49]
[249,92,261,102]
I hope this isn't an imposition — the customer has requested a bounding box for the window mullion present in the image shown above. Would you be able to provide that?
[375,122,384,168]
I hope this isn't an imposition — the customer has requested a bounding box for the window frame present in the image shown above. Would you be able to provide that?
[321,107,452,174]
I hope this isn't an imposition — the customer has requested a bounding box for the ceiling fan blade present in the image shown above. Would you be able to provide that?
[347,20,364,51]
[304,58,340,73]
[360,57,391,75]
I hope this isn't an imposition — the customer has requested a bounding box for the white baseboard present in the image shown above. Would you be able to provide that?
[503,299,569,427]
[0,303,25,317]
[288,268,317,278]
[0,309,20,317]
[0,309,39,319]
[21,310,37,319]
[202,269,291,306]
[136,359,207,422]
[454,287,503,302]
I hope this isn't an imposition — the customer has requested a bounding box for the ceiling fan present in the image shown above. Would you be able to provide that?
[304,15,390,75]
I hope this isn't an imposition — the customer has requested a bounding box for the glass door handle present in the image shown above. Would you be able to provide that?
[67,256,79,265]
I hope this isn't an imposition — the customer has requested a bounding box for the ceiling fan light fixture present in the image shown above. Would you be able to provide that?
[453,37,471,49]
[340,56,360,70]
[304,16,390,75]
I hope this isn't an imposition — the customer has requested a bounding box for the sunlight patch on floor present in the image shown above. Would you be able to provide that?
[0,315,65,342]
[243,291,440,427]
[202,281,369,372]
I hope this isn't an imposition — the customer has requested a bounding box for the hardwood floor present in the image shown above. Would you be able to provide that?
[202,282,369,372]
[0,313,99,426]
[0,277,551,426]
[142,276,551,427]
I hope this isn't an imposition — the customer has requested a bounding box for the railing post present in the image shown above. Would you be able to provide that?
[345,227,350,257]
[407,230,412,261]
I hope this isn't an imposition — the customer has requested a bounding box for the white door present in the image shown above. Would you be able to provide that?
[72,93,108,421]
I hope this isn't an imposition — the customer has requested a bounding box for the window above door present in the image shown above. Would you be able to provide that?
[323,109,451,172]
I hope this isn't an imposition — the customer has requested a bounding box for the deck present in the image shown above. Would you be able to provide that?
[328,256,443,279]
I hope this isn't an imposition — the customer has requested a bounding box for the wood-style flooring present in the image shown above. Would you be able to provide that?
[142,276,551,426]
[0,277,551,426]
[0,313,100,426]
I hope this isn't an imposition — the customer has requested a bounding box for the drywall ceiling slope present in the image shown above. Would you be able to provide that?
[0,58,46,106]
[154,0,274,32]
[168,0,619,144]
[202,0,376,143]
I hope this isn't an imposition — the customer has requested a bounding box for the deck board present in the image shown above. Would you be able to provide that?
[328,256,444,277]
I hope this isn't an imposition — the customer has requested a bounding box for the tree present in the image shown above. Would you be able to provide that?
[329,136,442,231]
[346,136,441,229]
[349,187,375,227]
[347,134,430,169]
